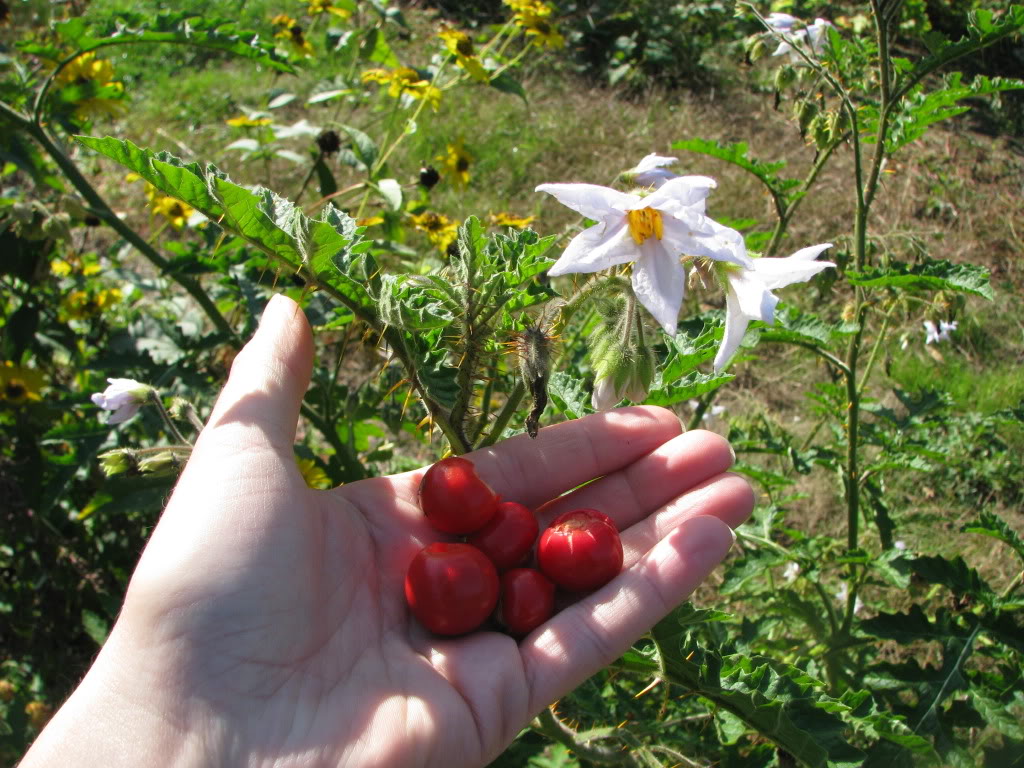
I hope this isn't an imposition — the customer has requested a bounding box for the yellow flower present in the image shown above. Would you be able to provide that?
[356,216,384,227]
[410,212,460,253]
[504,0,564,48]
[53,52,127,120]
[51,259,73,277]
[152,196,195,229]
[296,457,332,489]
[361,67,442,110]
[302,0,351,18]
[439,139,472,188]
[226,115,273,127]
[95,288,123,310]
[0,362,44,405]
[272,15,315,57]
[489,212,536,229]
[24,701,52,730]
[438,26,489,82]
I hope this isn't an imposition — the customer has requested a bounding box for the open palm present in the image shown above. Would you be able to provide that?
[24,295,752,768]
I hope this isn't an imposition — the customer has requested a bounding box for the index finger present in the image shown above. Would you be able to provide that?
[467,406,682,510]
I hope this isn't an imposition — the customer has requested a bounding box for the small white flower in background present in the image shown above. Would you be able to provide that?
[621,154,680,189]
[924,319,957,344]
[836,582,865,615]
[685,399,726,421]
[766,13,835,59]
[783,561,801,582]
[894,540,907,551]
[537,177,753,334]
[713,244,835,372]
[91,378,152,424]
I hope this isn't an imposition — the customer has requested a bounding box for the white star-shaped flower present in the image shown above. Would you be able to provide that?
[537,177,752,334]
[622,154,680,189]
[714,244,835,371]
[766,14,835,59]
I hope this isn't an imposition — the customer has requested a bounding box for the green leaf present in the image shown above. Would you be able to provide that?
[661,327,719,384]
[908,555,994,603]
[759,305,856,347]
[847,258,993,300]
[489,72,528,102]
[548,371,590,420]
[672,137,801,197]
[339,124,379,173]
[75,136,375,318]
[961,510,1024,567]
[81,609,109,646]
[970,691,1024,741]
[860,606,970,644]
[645,371,733,407]
[18,12,293,73]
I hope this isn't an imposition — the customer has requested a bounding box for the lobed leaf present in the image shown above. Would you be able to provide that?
[847,258,993,299]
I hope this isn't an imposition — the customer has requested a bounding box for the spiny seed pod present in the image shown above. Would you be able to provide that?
[827,108,850,142]
[745,35,769,62]
[810,112,832,150]
[513,323,553,439]
[794,99,818,138]
[419,165,440,190]
[774,65,797,92]
[98,449,138,477]
[316,129,342,155]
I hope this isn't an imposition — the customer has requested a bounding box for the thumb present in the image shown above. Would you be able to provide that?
[200,293,314,455]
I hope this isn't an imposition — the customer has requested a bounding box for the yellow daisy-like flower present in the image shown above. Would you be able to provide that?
[272,15,315,57]
[50,259,73,277]
[361,67,442,111]
[504,0,565,48]
[0,362,44,405]
[152,196,195,229]
[410,212,460,254]
[226,115,273,127]
[437,26,489,82]
[53,52,127,121]
[95,288,123,310]
[489,212,536,229]
[439,139,472,188]
[302,0,351,19]
[296,456,332,489]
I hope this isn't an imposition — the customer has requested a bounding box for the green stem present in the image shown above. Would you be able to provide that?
[477,382,525,449]
[149,390,192,447]
[686,390,717,431]
[765,141,838,258]
[533,707,636,766]
[857,303,894,395]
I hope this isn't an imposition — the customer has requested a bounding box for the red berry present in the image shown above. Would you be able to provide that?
[404,543,499,636]
[418,457,499,535]
[466,501,539,571]
[537,509,623,592]
[498,568,555,636]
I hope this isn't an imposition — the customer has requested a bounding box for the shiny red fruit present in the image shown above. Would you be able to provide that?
[404,543,499,636]
[498,568,555,636]
[418,457,499,535]
[537,509,623,592]
[466,501,539,571]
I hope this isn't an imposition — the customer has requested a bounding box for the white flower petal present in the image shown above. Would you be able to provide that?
[728,269,778,324]
[535,183,637,220]
[633,154,678,173]
[766,12,799,30]
[751,247,834,290]
[548,220,636,276]
[714,283,752,372]
[106,403,141,424]
[631,241,686,335]
[591,377,620,412]
[645,175,717,213]
[662,216,751,268]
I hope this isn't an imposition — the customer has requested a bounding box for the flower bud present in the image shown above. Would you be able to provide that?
[137,451,182,476]
[810,112,832,150]
[587,294,654,412]
[774,65,797,92]
[745,35,769,62]
[90,378,153,424]
[794,99,818,137]
[98,448,138,477]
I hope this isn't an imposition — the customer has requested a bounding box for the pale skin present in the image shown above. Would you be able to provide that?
[22,295,754,768]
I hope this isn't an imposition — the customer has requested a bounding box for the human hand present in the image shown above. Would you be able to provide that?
[22,295,753,768]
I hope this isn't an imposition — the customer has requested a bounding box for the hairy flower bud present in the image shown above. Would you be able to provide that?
[138,451,183,476]
[774,65,797,92]
[745,34,769,62]
[587,294,654,412]
[98,448,138,477]
[91,378,153,424]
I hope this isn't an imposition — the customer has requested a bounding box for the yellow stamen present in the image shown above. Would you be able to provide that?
[626,207,663,245]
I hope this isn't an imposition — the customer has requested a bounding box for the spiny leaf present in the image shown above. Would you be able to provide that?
[847,258,993,299]
[18,12,293,73]
[672,137,801,197]
[645,371,733,407]
[547,371,590,420]
[961,511,1024,568]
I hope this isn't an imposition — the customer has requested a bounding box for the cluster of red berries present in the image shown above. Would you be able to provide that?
[404,457,624,637]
